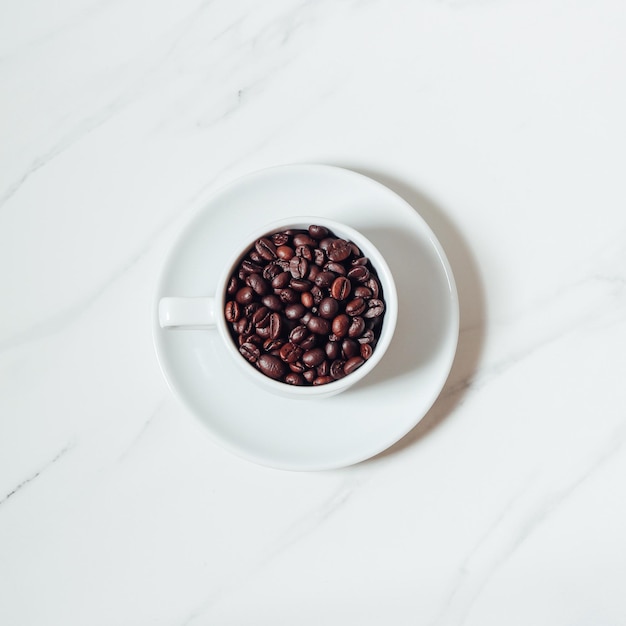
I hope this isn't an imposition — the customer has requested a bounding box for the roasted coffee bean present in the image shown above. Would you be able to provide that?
[271,271,291,289]
[295,245,313,261]
[256,325,271,339]
[327,238,352,261]
[300,311,313,325]
[289,360,306,373]
[352,256,369,266]
[341,339,360,358]
[234,317,252,336]
[300,291,313,309]
[245,302,261,317]
[300,333,318,351]
[354,286,373,299]
[261,294,282,311]
[364,298,385,318]
[293,233,317,247]
[309,224,329,239]
[330,276,351,301]
[235,286,255,305]
[345,297,366,316]
[262,262,283,281]
[317,360,331,377]
[307,264,321,281]
[314,271,335,288]
[325,341,341,360]
[276,245,294,260]
[331,314,350,338]
[358,329,375,344]
[310,285,324,304]
[285,372,305,385]
[347,266,370,283]
[302,348,325,367]
[289,325,308,344]
[325,261,346,275]
[303,369,316,383]
[239,342,260,363]
[227,276,239,295]
[241,259,263,275]
[360,343,373,360]
[246,273,269,295]
[313,375,334,385]
[344,356,364,375]
[284,303,306,320]
[255,237,277,260]
[272,232,289,246]
[349,242,361,257]
[249,250,263,264]
[313,248,326,266]
[307,316,331,335]
[252,306,271,328]
[257,354,285,380]
[290,278,312,292]
[263,338,284,352]
[318,297,339,319]
[279,342,303,363]
[224,301,241,323]
[319,237,335,251]
[348,316,365,338]
[268,312,283,339]
[330,359,346,379]
[289,257,308,279]
[278,288,298,304]
[366,277,380,298]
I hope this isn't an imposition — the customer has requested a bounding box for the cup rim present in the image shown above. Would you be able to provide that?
[215,216,398,398]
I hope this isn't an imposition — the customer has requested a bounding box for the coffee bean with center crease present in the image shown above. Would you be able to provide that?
[331,276,351,300]
[290,257,308,279]
[326,239,352,262]
[289,325,308,344]
[255,237,277,260]
[246,273,269,295]
[268,312,283,339]
[224,301,241,323]
[239,342,260,363]
[364,298,385,318]
[279,342,303,363]
[227,277,239,295]
[344,356,365,375]
[348,316,365,338]
[347,266,369,283]
[330,359,346,379]
[257,354,285,380]
[252,306,271,327]
[345,297,366,316]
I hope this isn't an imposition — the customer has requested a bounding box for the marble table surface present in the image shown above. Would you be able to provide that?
[2,0,626,624]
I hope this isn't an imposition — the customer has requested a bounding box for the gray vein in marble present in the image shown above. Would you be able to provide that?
[0,443,72,508]
[115,398,169,463]
[0,0,212,211]
[179,475,364,625]
[431,420,626,626]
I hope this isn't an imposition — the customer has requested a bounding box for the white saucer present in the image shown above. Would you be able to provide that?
[153,165,459,470]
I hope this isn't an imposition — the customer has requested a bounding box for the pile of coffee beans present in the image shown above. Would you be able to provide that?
[224,224,386,386]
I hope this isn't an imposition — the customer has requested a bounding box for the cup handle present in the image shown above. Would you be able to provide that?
[159,297,216,329]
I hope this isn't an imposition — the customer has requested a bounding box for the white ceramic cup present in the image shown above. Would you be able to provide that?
[158,217,397,399]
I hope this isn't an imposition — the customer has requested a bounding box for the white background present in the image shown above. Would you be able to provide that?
[1,1,626,624]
